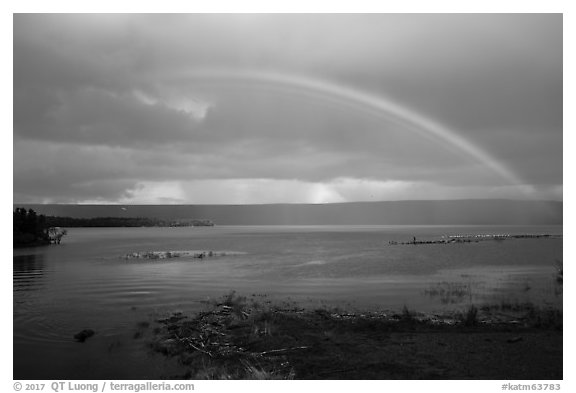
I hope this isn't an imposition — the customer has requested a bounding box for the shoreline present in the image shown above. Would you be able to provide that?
[13,225,563,380]
[142,292,562,380]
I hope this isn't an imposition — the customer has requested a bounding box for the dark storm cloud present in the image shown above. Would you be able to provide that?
[13,14,562,203]
[14,86,204,147]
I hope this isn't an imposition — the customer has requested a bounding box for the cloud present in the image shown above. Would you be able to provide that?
[13,14,562,204]
[79,178,562,205]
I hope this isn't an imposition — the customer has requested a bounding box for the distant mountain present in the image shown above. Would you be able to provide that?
[13,200,562,225]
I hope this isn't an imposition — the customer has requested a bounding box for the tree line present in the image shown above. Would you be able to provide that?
[43,216,214,227]
[45,216,165,227]
[13,208,51,247]
[14,207,215,247]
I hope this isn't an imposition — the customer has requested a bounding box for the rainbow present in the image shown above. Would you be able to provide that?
[180,69,525,189]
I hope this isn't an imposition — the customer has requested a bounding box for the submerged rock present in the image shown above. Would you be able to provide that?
[74,329,95,342]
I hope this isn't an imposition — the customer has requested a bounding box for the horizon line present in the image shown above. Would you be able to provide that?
[13,198,563,207]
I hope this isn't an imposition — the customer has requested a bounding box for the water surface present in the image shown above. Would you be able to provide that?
[13,225,563,379]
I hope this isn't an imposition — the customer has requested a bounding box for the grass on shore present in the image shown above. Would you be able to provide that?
[143,291,562,380]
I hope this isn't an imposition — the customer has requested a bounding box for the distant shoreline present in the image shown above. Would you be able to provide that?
[13,199,562,225]
[43,216,214,228]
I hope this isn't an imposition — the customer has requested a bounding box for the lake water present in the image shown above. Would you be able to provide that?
[13,225,563,379]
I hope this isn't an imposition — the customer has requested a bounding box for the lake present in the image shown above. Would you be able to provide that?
[13,225,563,379]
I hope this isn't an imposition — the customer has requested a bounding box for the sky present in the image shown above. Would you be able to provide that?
[13,13,563,204]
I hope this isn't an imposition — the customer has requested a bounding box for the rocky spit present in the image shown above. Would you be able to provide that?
[122,250,245,261]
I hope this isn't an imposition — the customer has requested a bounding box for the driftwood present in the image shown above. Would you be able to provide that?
[259,346,309,356]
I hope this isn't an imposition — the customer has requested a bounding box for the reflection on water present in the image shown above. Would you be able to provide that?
[13,254,45,291]
[422,266,563,309]
[12,225,563,379]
